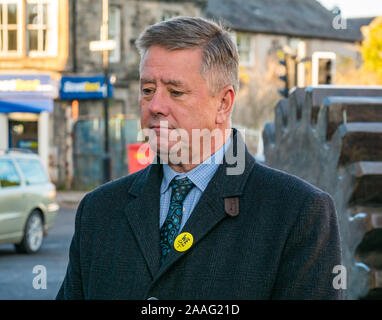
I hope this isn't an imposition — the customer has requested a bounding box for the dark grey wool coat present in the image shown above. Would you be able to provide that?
[57,129,343,300]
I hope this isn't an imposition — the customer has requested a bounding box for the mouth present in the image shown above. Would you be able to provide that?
[150,127,174,135]
[149,124,175,131]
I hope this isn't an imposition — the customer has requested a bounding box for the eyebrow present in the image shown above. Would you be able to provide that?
[161,79,185,87]
[140,77,187,88]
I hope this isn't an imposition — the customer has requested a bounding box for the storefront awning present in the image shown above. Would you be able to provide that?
[0,99,54,114]
[0,74,57,114]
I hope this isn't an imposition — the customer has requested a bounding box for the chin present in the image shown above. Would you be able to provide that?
[147,141,172,155]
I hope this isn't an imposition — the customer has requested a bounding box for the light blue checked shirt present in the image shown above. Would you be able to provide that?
[159,137,231,231]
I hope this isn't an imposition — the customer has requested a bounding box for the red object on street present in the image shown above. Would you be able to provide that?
[127,143,155,174]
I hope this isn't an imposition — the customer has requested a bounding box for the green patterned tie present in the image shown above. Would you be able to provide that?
[160,177,194,264]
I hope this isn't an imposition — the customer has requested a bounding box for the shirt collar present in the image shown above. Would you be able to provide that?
[161,137,231,194]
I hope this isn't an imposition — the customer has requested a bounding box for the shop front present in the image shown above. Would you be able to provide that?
[60,75,126,188]
[0,74,57,169]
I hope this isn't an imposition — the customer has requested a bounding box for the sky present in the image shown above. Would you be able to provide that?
[317,0,382,18]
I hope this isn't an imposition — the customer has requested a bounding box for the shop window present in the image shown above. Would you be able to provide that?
[26,0,58,57]
[232,32,255,67]
[108,5,120,63]
[0,0,22,55]
[9,119,39,153]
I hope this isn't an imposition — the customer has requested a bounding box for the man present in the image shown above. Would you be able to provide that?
[57,17,343,299]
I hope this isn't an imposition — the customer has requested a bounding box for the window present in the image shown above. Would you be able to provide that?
[0,0,58,56]
[233,32,255,67]
[0,159,21,188]
[15,158,47,185]
[26,0,58,56]
[108,5,120,63]
[312,51,336,86]
[0,0,22,55]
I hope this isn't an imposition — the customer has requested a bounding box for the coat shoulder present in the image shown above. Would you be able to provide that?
[79,166,151,212]
[246,162,333,210]
[250,162,328,196]
[242,162,336,239]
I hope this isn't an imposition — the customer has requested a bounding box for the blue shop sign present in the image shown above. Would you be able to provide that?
[0,74,57,114]
[60,75,113,100]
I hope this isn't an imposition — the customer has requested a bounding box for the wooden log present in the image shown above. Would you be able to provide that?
[308,85,382,108]
[356,228,382,270]
[350,161,382,205]
[365,213,382,230]
[306,86,382,124]
[337,123,382,166]
[323,97,382,140]
[370,270,382,290]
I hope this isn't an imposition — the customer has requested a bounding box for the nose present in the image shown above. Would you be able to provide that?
[148,89,169,116]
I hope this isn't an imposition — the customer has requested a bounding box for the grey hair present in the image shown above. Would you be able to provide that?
[135,16,239,95]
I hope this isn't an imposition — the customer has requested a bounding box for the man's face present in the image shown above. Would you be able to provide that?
[139,45,221,160]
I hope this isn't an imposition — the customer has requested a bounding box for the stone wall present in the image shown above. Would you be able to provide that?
[263,86,382,299]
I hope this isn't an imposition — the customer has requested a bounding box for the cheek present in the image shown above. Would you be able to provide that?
[139,100,149,121]
[197,101,217,126]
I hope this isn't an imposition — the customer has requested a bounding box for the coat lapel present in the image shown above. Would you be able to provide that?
[153,179,226,281]
[150,128,256,284]
[124,162,163,278]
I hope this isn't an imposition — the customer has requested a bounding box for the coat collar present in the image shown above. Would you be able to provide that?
[128,128,255,199]
[124,128,256,281]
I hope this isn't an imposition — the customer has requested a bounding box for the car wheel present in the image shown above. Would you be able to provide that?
[15,210,44,254]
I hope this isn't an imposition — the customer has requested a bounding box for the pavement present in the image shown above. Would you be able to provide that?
[55,191,88,209]
[0,207,77,299]
[0,191,87,299]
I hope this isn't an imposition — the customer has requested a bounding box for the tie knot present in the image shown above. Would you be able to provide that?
[170,176,193,188]
[170,177,194,202]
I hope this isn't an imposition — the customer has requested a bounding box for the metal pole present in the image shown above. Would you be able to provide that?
[294,56,298,89]
[102,0,111,183]
[285,54,289,97]
[72,0,77,73]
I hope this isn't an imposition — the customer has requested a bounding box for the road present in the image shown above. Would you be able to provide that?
[0,205,76,300]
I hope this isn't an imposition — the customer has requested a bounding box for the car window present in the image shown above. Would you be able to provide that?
[0,159,22,188]
[15,159,48,185]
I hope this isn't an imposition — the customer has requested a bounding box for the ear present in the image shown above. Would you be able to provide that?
[216,85,235,125]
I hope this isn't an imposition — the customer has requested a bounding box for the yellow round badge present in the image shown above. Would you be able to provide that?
[174,232,193,252]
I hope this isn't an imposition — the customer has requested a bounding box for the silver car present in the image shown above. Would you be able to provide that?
[0,149,59,253]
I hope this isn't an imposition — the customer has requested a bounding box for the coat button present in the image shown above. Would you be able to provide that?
[147,296,158,300]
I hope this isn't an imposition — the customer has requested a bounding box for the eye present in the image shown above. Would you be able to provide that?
[170,89,184,97]
[142,87,154,95]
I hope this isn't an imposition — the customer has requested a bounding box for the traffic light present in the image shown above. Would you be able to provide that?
[278,58,289,98]
[324,59,332,84]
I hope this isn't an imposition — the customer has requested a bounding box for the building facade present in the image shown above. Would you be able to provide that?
[0,0,373,189]
[0,0,68,171]
[56,0,206,189]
